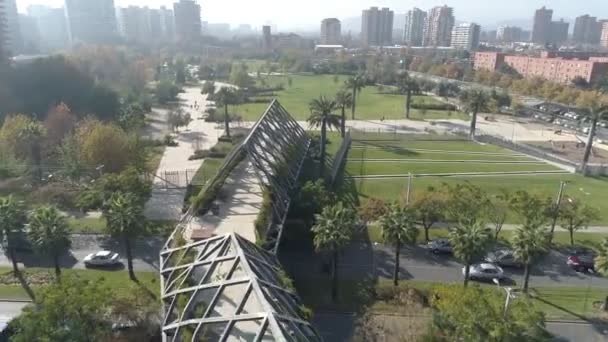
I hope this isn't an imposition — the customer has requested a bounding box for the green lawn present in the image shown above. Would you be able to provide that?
[234,74,468,121]
[0,267,158,300]
[349,149,532,161]
[347,161,559,176]
[67,217,107,233]
[351,139,515,153]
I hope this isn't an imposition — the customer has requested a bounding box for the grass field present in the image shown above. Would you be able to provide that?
[234,74,468,121]
[343,135,608,224]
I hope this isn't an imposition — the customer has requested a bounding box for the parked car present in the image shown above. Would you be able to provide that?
[463,263,505,281]
[485,249,523,268]
[427,239,452,254]
[566,248,595,273]
[84,251,121,267]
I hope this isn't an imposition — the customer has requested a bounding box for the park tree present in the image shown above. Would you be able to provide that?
[155,80,180,104]
[167,107,192,133]
[412,190,447,242]
[335,90,353,137]
[444,183,492,287]
[595,239,608,310]
[0,195,27,275]
[56,134,86,181]
[311,202,356,301]
[487,190,511,241]
[28,206,71,280]
[308,96,341,177]
[510,191,552,292]
[117,103,146,131]
[229,63,253,89]
[201,80,216,95]
[19,120,46,182]
[103,192,146,281]
[398,73,420,119]
[215,87,239,138]
[576,91,608,175]
[0,114,36,160]
[291,180,335,226]
[8,277,114,342]
[380,203,418,286]
[44,102,76,147]
[359,197,388,224]
[345,74,367,120]
[79,122,133,173]
[558,198,599,245]
[427,285,550,341]
[459,89,491,138]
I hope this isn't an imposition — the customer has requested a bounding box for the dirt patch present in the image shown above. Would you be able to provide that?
[0,270,54,286]
[523,141,608,164]
[353,313,430,342]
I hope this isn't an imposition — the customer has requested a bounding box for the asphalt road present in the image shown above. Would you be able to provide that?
[0,234,163,272]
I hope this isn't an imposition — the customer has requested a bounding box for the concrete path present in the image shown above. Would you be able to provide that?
[185,158,263,243]
[144,85,225,221]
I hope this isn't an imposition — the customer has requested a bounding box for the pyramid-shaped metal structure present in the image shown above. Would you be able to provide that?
[160,233,323,342]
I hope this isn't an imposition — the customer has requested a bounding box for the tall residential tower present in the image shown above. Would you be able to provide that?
[361,7,394,46]
[65,0,117,45]
[403,8,426,47]
[320,18,341,45]
[173,0,201,43]
[531,6,553,44]
[451,23,480,50]
[423,5,454,47]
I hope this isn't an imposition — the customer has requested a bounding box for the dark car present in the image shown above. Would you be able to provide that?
[485,249,523,268]
[566,248,595,272]
[427,239,452,254]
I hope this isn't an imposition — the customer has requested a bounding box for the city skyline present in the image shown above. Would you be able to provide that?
[14,0,608,31]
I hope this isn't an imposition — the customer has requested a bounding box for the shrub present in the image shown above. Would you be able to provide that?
[31,184,79,210]
[255,190,273,244]
[188,150,227,160]
[359,197,388,223]
[203,110,241,123]
[163,134,178,147]
[217,135,233,143]
[410,103,457,111]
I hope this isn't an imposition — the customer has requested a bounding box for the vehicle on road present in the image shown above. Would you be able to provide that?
[427,239,452,254]
[84,251,121,267]
[485,249,523,268]
[463,263,505,281]
[566,248,595,273]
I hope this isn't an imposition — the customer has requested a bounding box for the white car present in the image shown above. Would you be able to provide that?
[84,251,120,267]
[463,263,504,281]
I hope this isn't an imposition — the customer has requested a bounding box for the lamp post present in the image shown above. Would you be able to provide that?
[493,278,519,317]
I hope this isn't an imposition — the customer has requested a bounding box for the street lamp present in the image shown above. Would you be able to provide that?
[493,278,519,317]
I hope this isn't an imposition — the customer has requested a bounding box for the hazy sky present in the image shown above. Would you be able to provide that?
[16,0,608,30]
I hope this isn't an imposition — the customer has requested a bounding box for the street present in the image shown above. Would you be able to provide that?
[0,234,163,272]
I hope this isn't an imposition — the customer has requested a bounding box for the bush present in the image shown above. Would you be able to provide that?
[188,150,227,160]
[410,103,457,111]
[217,135,233,143]
[255,190,273,244]
[163,134,178,147]
[359,197,388,223]
[31,183,79,210]
[203,110,241,123]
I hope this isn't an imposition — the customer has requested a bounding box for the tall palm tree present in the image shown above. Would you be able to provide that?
[397,73,419,119]
[345,74,367,120]
[103,192,145,281]
[335,90,353,138]
[19,121,46,182]
[509,191,551,293]
[0,196,26,276]
[459,89,490,139]
[380,203,418,286]
[580,102,608,175]
[28,206,71,281]
[595,238,608,310]
[311,202,356,302]
[215,87,238,138]
[449,221,491,287]
[308,96,341,177]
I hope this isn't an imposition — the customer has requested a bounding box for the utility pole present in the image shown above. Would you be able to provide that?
[549,181,566,243]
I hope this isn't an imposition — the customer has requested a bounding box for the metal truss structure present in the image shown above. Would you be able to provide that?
[243,99,311,254]
[160,233,323,342]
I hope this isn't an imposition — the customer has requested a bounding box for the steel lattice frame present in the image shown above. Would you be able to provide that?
[160,233,323,342]
[243,99,311,254]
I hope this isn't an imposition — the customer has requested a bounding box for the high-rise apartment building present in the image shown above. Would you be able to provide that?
[0,0,7,60]
[320,18,341,45]
[159,6,175,42]
[531,6,553,44]
[573,15,598,44]
[423,5,455,47]
[496,26,523,43]
[602,22,608,48]
[451,23,480,50]
[262,25,272,50]
[549,19,569,44]
[65,0,117,45]
[173,0,201,43]
[361,7,394,46]
[117,6,152,44]
[403,8,426,47]
[3,0,19,55]
[27,5,69,52]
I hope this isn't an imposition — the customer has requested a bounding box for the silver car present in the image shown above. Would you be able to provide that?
[427,239,453,254]
[463,263,504,281]
[84,250,120,267]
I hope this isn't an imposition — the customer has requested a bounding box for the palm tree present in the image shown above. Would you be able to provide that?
[459,89,490,139]
[449,221,491,287]
[397,74,419,119]
[28,206,71,281]
[311,202,356,302]
[380,203,418,286]
[580,101,608,175]
[335,90,353,138]
[595,238,608,310]
[509,191,551,293]
[308,96,341,177]
[0,196,26,276]
[345,74,367,120]
[19,121,46,182]
[215,87,238,138]
[103,192,145,281]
